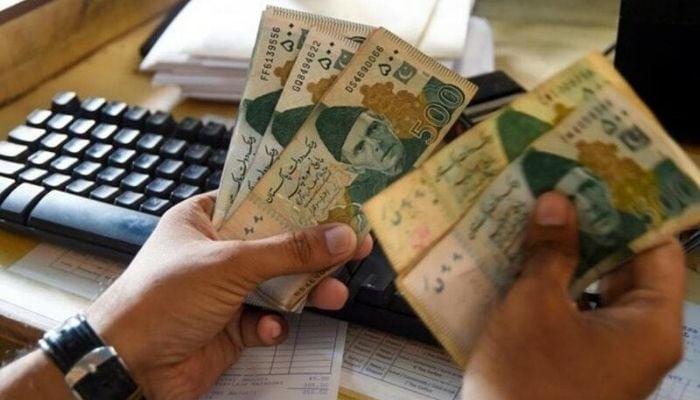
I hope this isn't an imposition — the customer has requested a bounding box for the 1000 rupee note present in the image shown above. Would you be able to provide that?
[218,28,478,311]
[213,7,372,227]
[396,86,700,367]
[363,53,661,275]
[229,28,369,213]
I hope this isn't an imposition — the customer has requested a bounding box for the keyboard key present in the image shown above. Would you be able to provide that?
[205,170,221,191]
[221,128,233,148]
[171,183,200,203]
[132,154,160,173]
[160,138,187,158]
[66,179,96,196]
[84,143,113,162]
[52,92,80,114]
[114,191,145,209]
[97,166,126,185]
[72,161,101,179]
[90,185,120,202]
[208,149,227,169]
[67,118,96,137]
[140,197,171,216]
[28,190,158,253]
[113,128,141,148]
[49,156,79,174]
[145,178,175,197]
[145,111,175,135]
[184,144,212,165]
[42,173,71,190]
[0,141,30,161]
[8,125,46,149]
[181,164,209,186]
[136,133,164,153]
[46,113,74,133]
[101,101,128,124]
[26,109,53,128]
[388,290,415,315]
[0,176,16,202]
[39,133,68,152]
[199,121,226,146]
[122,106,150,129]
[174,117,201,141]
[19,167,49,183]
[108,148,137,168]
[0,183,46,223]
[79,97,107,119]
[27,150,56,168]
[90,123,118,143]
[120,172,149,192]
[61,138,91,157]
[155,159,185,179]
[0,159,24,178]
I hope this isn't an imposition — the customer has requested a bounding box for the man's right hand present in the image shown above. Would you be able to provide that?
[462,191,686,400]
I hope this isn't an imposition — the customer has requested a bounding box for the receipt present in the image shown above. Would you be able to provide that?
[648,302,700,400]
[203,313,347,400]
[340,325,463,400]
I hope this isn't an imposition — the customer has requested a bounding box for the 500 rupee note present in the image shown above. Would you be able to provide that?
[397,86,700,367]
[213,7,372,227]
[363,53,661,275]
[219,28,477,311]
[229,28,369,213]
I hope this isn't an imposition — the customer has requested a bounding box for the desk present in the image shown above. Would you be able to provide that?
[1,0,700,353]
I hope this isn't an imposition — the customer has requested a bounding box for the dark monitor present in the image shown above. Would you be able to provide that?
[615,0,700,144]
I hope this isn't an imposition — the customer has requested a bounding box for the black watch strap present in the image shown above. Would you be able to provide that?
[39,314,142,400]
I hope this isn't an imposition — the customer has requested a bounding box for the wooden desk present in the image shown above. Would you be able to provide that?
[1,0,700,349]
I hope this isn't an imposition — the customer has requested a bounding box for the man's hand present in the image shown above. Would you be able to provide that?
[462,192,686,400]
[86,192,372,399]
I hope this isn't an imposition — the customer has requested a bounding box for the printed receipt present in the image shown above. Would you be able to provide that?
[203,313,347,400]
[648,301,700,400]
[9,243,124,300]
[340,324,463,400]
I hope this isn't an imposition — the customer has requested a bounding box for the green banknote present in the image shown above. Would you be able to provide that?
[212,7,372,228]
[228,28,368,214]
[218,28,478,311]
[363,53,660,275]
[396,85,700,367]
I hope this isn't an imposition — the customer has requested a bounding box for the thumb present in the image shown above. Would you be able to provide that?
[233,223,358,283]
[520,191,579,292]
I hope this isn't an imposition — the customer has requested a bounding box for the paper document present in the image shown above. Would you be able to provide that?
[648,302,700,400]
[341,325,463,400]
[203,313,347,400]
[8,243,124,300]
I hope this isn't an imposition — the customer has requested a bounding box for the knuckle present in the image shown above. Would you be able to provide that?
[286,230,316,267]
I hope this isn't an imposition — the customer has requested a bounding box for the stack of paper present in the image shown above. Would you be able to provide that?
[140,0,482,101]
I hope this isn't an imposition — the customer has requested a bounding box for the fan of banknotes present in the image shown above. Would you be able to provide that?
[213,7,700,367]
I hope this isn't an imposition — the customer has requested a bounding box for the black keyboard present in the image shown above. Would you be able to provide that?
[0,72,524,344]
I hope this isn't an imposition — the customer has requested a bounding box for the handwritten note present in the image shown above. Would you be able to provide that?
[8,243,124,300]
[648,302,700,400]
[203,313,347,400]
[340,324,463,400]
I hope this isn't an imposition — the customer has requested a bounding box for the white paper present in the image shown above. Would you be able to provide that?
[203,313,347,400]
[8,243,124,300]
[418,0,472,59]
[648,302,700,400]
[341,325,463,400]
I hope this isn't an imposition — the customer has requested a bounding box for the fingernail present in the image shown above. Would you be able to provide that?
[270,320,282,339]
[535,193,568,226]
[325,225,354,255]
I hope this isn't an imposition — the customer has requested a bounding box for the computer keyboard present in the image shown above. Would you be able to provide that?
[0,71,524,344]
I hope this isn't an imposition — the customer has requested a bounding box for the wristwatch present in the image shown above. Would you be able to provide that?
[38,314,142,400]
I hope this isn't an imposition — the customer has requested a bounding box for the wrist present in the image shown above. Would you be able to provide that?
[0,350,73,399]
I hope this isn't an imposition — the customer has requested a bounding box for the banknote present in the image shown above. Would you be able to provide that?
[218,28,478,311]
[212,7,372,227]
[396,85,700,367]
[363,53,661,275]
[228,28,368,214]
